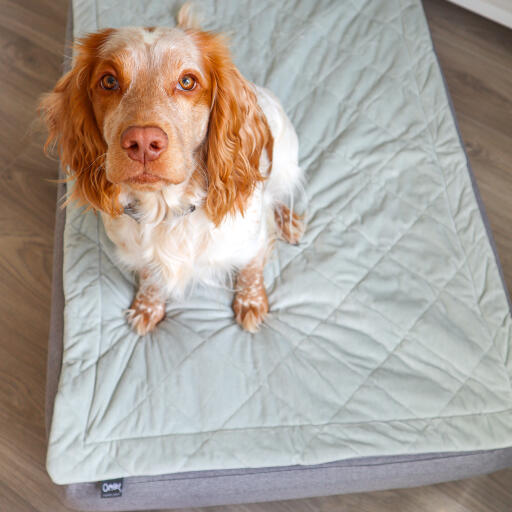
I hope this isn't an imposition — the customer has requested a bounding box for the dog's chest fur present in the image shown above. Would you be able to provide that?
[102,184,270,298]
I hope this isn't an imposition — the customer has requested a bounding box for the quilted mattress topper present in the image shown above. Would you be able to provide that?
[48,0,512,484]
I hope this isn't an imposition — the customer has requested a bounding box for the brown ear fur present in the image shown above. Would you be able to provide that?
[39,29,122,215]
[193,32,273,225]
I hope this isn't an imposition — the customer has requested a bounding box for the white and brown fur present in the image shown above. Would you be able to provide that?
[40,7,304,335]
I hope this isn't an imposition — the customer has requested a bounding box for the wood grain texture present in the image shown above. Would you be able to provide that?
[0,0,511,511]
[0,0,70,511]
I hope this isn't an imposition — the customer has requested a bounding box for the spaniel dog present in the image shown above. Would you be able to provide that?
[40,7,304,335]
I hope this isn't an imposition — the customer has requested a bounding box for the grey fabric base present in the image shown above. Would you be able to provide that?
[45,3,512,511]
[58,449,512,511]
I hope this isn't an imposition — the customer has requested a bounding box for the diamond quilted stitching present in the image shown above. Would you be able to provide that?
[305,222,386,296]
[267,335,368,423]
[47,0,512,484]
[409,291,492,373]
[386,216,463,290]
[341,180,428,251]
[369,349,466,418]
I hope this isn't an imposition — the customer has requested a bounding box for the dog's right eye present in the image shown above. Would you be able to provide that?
[177,75,197,91]
[100,74,119,91]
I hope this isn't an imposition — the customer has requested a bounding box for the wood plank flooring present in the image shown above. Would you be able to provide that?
[0,0,511,510]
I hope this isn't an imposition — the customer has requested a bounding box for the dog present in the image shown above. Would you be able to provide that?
[40,6,304,335]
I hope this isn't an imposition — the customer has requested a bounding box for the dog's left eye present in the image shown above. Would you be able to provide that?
[177,75,196,91]
[100,74,119,90]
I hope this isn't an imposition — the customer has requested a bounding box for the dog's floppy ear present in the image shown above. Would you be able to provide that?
[39,29,122,215]
[192,32,273,225]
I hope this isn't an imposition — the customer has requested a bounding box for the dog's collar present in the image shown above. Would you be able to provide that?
[180,204,196,216]
[123,201,141,222]
[123,201,196,223]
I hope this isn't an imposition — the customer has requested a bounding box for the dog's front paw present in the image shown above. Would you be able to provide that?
[233,288,268,333]
[126,296,165,336]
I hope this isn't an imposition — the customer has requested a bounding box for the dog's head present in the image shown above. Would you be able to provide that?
[40,8,272,224]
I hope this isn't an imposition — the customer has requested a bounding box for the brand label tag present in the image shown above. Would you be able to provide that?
[100,478,123,498]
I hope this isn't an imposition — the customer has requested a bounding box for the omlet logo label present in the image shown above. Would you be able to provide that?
[100,478,123,498]
[102,482,121,493]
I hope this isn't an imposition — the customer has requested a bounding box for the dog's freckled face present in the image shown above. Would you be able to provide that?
[95,28,210,189]
[40,8,304,335]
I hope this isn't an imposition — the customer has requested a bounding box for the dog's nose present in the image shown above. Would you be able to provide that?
[121,126,168,163]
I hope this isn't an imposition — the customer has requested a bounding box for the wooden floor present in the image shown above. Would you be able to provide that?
[0,0,511,510]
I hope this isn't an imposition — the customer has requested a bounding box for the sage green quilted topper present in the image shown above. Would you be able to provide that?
[47,0,512,484]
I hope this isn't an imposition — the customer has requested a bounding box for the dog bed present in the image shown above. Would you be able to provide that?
[46,0,512,509]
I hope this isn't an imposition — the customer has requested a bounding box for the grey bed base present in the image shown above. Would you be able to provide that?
[45,4,512,511]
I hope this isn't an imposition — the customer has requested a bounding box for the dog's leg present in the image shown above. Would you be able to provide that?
[126,270,166,336]
[274,203,304,245]
[233,254,268,333]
